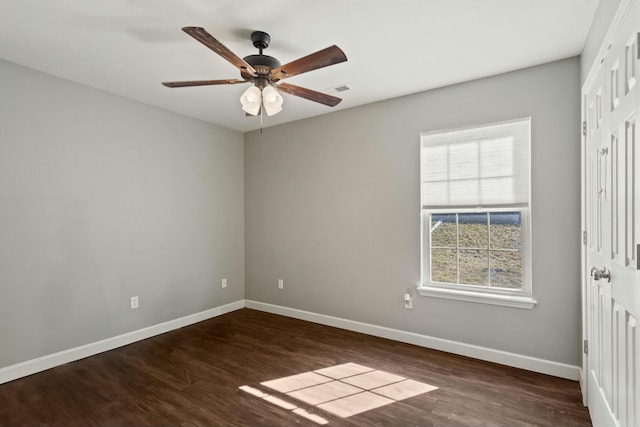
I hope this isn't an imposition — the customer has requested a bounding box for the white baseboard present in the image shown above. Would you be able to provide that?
[1,299,581,385]
[245,300,581,381]
[579,368,587,406]
[0,300,245,385]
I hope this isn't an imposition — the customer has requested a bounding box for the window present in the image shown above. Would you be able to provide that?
[418,118,536,309]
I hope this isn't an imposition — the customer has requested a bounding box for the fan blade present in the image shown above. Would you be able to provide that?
[277,82,342,107]
[182,27,257,75]
[271,45,347,81]
[162,79,247,88]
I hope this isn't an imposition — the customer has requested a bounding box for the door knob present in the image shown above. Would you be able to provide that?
[590,266,611,282]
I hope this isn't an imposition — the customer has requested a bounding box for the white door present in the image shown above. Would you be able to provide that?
[583,2,640,427]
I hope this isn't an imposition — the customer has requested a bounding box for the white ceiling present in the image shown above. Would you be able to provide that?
[0,0,598,132]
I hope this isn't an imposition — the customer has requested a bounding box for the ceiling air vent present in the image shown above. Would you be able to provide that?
[333,85,350,92]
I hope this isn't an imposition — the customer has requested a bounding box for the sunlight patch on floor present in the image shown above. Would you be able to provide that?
[240,362,438,423]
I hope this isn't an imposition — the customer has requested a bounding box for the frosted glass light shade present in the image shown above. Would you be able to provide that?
[240,86,262,115]
[262,85,283,116]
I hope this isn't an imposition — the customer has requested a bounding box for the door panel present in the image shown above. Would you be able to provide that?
[583,2,640,426]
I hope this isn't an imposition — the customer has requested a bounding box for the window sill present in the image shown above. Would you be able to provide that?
[417,286,537,309]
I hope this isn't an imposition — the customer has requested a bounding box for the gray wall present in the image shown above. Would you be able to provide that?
[0,59,244,369]
[245,57,582,366]
[581,0,622,82]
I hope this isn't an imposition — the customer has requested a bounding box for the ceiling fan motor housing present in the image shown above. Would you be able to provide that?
[243,54,281,75]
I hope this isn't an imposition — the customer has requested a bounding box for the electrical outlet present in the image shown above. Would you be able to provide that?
[278,279,284,289]
[131,296,139,309]
[221,278,227,288]
[404,293,412,309]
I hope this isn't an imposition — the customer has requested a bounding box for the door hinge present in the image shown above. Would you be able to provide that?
[583,121,587,136]
[583,339,589,355]
[583,230,587,245]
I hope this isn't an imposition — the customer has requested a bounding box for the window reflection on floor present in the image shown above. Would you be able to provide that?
[239,362,438,424]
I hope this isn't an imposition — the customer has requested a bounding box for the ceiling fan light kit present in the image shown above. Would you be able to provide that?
[261,85,283,116]
[240,85,262,115]
[239,83,283,116]
[162,27,347,119]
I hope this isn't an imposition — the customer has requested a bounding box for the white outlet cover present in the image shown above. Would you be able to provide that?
[222,278,228,288]
[131,296,139,309]
[404,293,412,309]
[278,279,284,289]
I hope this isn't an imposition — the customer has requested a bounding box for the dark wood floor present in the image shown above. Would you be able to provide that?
[0,308,591,426]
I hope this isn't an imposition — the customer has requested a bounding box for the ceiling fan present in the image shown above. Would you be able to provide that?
[162,27,348,116]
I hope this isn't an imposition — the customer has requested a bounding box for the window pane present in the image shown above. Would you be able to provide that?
[480,137,514,178]
[431,214,456,247]
[449,179,480,206]
[489,251,522,288]
[458,213,488,248]
[431,248,457,283]
[449,142,479,180]
[422,144,448,181]
[458,249,489,286]
[422,180,449,206]
[489,212,522,250]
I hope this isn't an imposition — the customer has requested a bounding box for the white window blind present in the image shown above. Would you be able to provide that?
[421,118,530,208]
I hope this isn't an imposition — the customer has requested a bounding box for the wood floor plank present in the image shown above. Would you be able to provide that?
[0,309,591,426]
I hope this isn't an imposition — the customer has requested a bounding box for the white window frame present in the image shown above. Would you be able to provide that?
[417,119,537,309]
[419,207,535,309]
